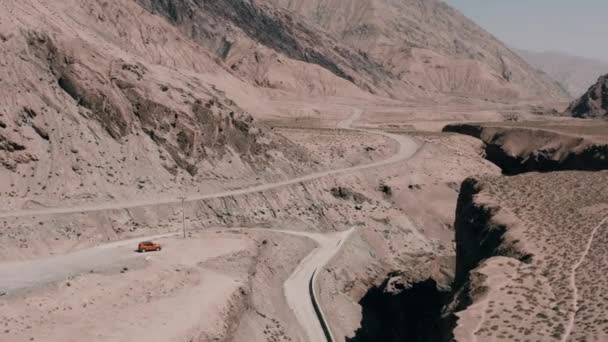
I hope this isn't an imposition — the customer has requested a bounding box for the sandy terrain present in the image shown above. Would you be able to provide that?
[274,128,397,169]
[1,232,254,341]
[449,171,608,341]
[0,233,176,294]
[0,225,359,342]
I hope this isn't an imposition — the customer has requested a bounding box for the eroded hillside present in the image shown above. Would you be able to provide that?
[0,0,318,211]
[264,0,568,99]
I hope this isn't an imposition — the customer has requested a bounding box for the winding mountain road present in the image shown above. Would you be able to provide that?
[0,110,419,219]
[0,109,420,341]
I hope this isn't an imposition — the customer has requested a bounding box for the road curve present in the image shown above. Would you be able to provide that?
[1,227,354,342]
[281,228,355,342]
[0,110,420,219]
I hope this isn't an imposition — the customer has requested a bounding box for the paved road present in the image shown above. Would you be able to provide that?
[279,228,355,342]
[0,110,420,219]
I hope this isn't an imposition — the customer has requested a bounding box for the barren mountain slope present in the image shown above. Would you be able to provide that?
[0,0,317,211]
[566,74,608,119]
[135,0,396,99]
[517,49,608,96]
[264,0,568,99]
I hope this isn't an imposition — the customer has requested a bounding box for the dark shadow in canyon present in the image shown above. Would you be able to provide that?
[443,124,608,175]
[346,277,449,342]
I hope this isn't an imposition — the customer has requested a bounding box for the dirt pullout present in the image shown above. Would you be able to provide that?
[443,123,608,174]
[444,172,608,341]
[0,232,255,341]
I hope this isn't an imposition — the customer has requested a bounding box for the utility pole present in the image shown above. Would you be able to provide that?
[178,196,186,238]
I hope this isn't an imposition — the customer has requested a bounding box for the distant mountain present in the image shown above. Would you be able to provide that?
[516,49,608,97]
[566,74,608,119]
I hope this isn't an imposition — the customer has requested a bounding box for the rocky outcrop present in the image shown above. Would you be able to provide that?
[443,124,608,174]
[329,186,369,204]
[451,179,530,288]
[441,178,538,341]
[0,19,316,210]
[25,31,132,140]
[566,74,608,119]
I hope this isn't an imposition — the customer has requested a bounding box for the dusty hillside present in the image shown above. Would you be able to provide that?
[0,0,321,211]
[516,49,608,97]
[447,172,608,341]
[566,74,608,119]
[264,0,568,99]
[135,0,394,99]
[120,0,566,101]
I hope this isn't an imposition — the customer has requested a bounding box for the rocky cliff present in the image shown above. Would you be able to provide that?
[566,74,608,119]
[444,172,608,341]
[443,124,608,174]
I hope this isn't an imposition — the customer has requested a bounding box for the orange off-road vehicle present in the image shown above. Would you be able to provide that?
[138,241,162,253]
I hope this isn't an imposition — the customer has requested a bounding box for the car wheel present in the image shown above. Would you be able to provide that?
[140,249,145,253]
[156,247,161,251]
